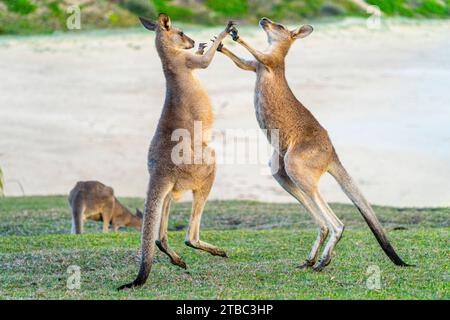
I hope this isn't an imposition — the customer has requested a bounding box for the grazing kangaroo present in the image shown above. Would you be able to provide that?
[68,181,143,234]
[119,15,234,290]
[218,18,410,271]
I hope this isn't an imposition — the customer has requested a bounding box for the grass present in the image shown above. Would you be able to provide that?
[0,196,448,299]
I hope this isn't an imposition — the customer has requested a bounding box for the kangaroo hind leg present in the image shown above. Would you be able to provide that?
[185,172,227,257]
[309,191,344,271]
[270,152,328,268]
[283,149,343,271]
[155,194,187,269]
[71,202,85,234]
[118,178,174,290]
[101,198,115,233]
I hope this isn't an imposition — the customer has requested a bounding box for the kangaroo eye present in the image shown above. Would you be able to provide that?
[179,32,184,36]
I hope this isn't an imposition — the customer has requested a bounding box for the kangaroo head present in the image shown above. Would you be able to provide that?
[139,13,195,50]
[135,208,143,219]
[123,208,143,231]
[259,17,313,55]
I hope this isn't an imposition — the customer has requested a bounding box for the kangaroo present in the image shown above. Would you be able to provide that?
[118,14,234,290]
[68,181,143,234]
[218,18,410,271]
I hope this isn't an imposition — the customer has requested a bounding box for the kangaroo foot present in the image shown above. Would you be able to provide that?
[313,257,332,272]
[185,240,228,257]
[170,257,187,269]
[209,248,228,257]
[156,240,187,269]
[297,259,315,269]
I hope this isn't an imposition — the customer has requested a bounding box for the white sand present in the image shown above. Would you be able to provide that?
[1,19,449,206]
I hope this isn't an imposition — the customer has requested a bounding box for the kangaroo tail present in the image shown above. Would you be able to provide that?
[118,183,167,290]
[328,158,411,266]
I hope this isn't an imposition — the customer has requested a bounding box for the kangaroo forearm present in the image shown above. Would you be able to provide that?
[220,47,256,72]
[200,32,228,67]
[188,33,227,69]
[236,37,270,65]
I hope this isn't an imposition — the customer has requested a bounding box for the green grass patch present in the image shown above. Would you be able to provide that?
[0,196,448,299]
[0,229,448,299]
[0,196,448,236]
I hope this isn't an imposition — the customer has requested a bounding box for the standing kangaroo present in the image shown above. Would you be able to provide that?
[218,18,410,271]
[68,181,143,234]
[119,14,233,290]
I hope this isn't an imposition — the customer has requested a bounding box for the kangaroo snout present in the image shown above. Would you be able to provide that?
[259,17,271,28]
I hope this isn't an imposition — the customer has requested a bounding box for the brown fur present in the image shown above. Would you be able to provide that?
[219,18,409,271]
[118,15,234,290]
[68,181,142,234]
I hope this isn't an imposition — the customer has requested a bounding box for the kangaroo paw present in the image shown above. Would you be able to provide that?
[196,42,207,55]
[230,27,239,41]
[225,20,236,33]
[210,36,223,52]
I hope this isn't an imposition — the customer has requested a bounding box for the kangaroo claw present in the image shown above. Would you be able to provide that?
[210,36,223,52]
[225,20,236,33]
[230,26,239,41]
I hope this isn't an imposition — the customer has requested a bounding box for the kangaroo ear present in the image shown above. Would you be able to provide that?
[139,16,157,31]
[158,13,171,31]
[135,208,143,218]
[291,25,313,39]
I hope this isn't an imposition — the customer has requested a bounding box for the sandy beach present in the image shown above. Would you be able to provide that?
[1,19,449,206]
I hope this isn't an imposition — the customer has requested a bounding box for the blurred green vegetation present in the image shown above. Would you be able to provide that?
[367,0,449,17]
[0,0,448,35]
[0,167,4,197]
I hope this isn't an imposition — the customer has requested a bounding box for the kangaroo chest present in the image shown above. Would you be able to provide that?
[254,74,295,149]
